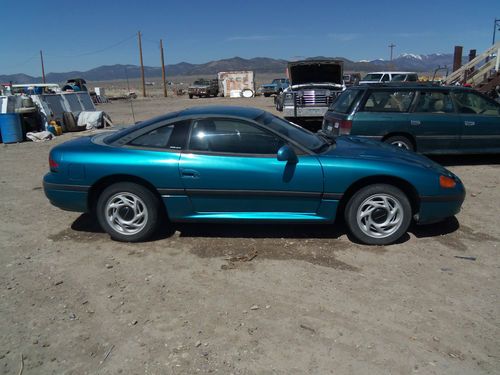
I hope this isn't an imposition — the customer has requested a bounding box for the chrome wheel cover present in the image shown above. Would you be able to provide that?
[356,194,403,239]
[391,140,410,150]
[105,192,148,235]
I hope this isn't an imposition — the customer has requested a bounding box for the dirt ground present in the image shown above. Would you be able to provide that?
[0,94,499,375]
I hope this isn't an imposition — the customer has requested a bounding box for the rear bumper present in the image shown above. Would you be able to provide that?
[284,106,328,118]
[43,176,89,212]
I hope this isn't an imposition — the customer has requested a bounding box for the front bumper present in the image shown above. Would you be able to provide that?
[416,190,465,224]
[283,106,329,118]
[261,87,278,95]
[43,175,89,212]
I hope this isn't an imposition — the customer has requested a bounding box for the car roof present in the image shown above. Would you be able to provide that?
[349,83,475,91]
[364,71,417,75]
[179,106,266,119]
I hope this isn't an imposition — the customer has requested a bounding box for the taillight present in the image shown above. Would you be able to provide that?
[49,156,59,172]
[339,120,353,135]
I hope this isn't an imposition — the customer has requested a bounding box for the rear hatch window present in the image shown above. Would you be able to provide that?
[330,89,363,114]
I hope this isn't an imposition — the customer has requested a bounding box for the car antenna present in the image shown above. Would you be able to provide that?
[124,66,136,123]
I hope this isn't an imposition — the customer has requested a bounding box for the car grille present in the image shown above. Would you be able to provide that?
[295,90,335,107]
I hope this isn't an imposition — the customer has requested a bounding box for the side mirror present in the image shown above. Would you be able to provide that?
[277,145,298,163]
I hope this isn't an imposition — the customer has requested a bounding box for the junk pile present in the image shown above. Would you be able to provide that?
[0,82,112,144]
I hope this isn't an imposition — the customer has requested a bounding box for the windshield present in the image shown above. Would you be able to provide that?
[193,80,210,85]
[362,73,383,81]
[257,113,324,151]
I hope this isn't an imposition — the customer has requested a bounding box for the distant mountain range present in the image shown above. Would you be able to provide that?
[0,54,459,84]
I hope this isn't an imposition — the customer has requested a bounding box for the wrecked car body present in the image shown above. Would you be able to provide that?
[277,60,345,120]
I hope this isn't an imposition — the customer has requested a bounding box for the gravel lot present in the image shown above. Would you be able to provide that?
[0,95,499,374]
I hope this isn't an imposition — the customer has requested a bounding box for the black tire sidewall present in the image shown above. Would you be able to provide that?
[345,184,412,245]
[96,182,159,242]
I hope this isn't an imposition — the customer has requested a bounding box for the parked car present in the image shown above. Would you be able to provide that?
[44,106,464,245]
[259,78,290,97]
[322,84,500,154]
[359,72,418,85]
[188,78,219,98]
[275,60,345,120]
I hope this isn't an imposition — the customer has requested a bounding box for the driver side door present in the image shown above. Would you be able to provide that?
[179,117,324,216]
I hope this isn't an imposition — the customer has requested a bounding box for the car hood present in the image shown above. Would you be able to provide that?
[261,83,277,88]
[189,84,209,88]
[321,136,449,174]
[288,60,343,85]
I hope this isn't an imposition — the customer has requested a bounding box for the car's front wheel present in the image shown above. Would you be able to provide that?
[96,182,159,242]
[345,184,411,245]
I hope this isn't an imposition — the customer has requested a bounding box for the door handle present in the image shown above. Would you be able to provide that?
[181,169,200,178]
[410,120,421,126]
[464,121,475,126]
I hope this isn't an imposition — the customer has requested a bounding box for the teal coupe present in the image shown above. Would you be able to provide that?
[44,106,465,245]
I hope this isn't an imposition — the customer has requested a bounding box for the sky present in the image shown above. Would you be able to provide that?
[0,0,498,76]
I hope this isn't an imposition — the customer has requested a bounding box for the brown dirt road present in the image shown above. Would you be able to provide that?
[0,95,498,374]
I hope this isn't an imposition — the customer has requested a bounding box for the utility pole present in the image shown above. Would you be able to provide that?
[388,43,396,61]
[160,39,167,97]
[493,18,500,45]
[138,31,146,97]
[40,50,46,83]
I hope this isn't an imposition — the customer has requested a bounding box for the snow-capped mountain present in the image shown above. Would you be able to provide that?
[367,53,458,71]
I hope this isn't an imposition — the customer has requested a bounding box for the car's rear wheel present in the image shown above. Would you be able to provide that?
[345,184,411,245]
[96,182,159,242]
[188,94,193,99]
[384,135,414,151]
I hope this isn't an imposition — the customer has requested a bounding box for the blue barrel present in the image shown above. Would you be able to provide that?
[0,114,23,143]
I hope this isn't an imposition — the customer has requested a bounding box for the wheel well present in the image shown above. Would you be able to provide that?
[381,132,416,150]
[88,175,166,216]
[337,175,420,218]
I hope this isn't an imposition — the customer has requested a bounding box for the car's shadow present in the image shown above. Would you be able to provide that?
[70,213,460,244]
[429,154,500,166]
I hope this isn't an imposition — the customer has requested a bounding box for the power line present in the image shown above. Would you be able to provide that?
[48,33,137,58]
[2,51,39,70]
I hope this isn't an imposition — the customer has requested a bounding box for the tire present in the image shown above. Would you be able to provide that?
[96,182,160,242]
[344,184,412,245]
[384,135,414,151]
[188,94,193,99]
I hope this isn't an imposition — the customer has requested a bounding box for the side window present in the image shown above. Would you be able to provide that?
[414,91,455,113]
[128,121,189,149]
[189,119,285,155]
[453,92,500,116]
[381,74,390,82]
[362,90,415,112]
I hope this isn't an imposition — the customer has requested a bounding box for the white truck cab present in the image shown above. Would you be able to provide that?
[359,72,418,85]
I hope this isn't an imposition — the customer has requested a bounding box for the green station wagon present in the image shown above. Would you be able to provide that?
[322,84,500,154]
